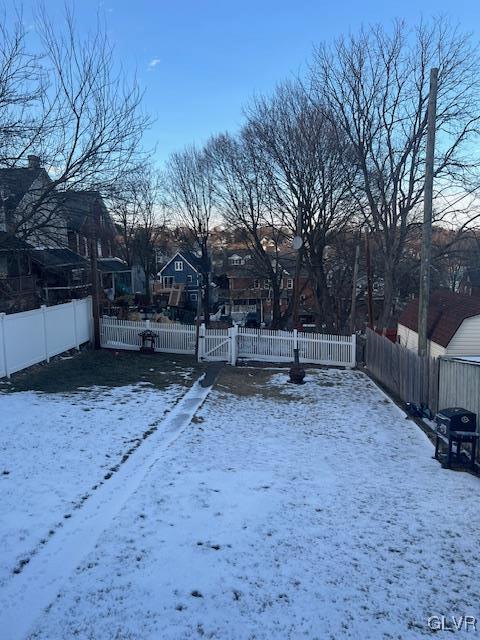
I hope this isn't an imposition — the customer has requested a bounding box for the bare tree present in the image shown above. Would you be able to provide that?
[206,130,287,327]
[247,81,358,330]
[0,9,47,168]
[312,18,480,328]
[165,145,215,324]
[113,165,164,300]
[6,7,150,246]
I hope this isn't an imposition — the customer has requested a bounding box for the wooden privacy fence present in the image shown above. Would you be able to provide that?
[0,297,92,378]
[365,328,439,413]
[101,317,356,368]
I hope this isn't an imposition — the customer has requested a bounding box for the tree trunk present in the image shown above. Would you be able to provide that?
[202,271,210,328]
[144,266,151,303]
[311,264,335,332]
[270,281,282,329]
[378,261,395,331]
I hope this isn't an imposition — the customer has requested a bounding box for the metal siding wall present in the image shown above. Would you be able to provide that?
[439,359,480,416]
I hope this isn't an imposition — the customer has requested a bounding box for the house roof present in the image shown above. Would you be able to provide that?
[97,258,130,273]
[57,191,113,235]
[158,250,209,275]
[398,290,480,348]
[0,167,46,213]
[30,248,89,269]
[0,231,32,252]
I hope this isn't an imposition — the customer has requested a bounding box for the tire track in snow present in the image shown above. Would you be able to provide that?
[0,371,218,640]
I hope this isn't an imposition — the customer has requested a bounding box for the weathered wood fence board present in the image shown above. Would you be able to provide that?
[366,329,439,413]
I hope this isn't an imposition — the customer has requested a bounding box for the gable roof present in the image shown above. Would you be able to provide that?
[0,167,47,213]
[398,290,480,348]
[57,190,112,235]
[158,250,209,275]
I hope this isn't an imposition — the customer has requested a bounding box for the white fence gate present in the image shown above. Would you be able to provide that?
[0,297,92,378]
[100,317,356,368]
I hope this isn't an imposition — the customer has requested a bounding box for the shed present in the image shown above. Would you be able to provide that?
[397,290,480,357]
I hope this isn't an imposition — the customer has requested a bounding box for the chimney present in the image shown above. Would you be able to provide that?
[27,155,41,169]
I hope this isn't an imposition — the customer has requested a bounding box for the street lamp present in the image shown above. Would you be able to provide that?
[289,203,306,384]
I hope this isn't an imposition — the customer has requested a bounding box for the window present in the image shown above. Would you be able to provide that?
[263,279,270,289]
[174,261,183,271]
[163,276,174,288]
[229,256,242,265]
[286,278,293,289]
[190,293,197,301]
[187,274,193,283]
[253,279,260,289]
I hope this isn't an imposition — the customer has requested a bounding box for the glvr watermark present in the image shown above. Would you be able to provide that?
[428,615,477,632]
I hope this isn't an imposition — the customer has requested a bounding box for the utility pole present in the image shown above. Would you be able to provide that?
[349,240,360,334]
[90,199,101,350]
[418,67,438,357]
[365,231,374,330]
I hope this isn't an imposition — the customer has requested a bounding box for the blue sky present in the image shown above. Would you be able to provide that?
[18,0,480,165]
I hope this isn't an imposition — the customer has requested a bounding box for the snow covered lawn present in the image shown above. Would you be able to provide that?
[2,366,480,639]
[0,360,196,589]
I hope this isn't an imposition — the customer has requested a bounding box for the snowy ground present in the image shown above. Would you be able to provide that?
[0,375,193,589]
[2,366,480,639]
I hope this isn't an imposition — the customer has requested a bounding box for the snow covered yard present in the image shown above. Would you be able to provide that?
[2,365,480,639]
[0,351,199,590]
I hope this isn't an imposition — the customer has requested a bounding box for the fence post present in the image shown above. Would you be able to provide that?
[72,299,80,350]
[41,305,50,363]
[145,319,150,329]
[197,323,206,362]
[0,313,9,378]
[293,328,298,352]
[229,324,238,366]
[350,334,356,368]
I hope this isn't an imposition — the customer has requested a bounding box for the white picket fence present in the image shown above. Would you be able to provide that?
[0,297,92,378]
[101,317,356,368]
[101,317,196,354]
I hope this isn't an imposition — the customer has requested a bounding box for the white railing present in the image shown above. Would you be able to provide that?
[0,297,92,378]
[100,317,356,368]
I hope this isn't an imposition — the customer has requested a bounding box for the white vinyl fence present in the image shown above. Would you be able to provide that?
[0,297,92,378]
[101,317,356,368]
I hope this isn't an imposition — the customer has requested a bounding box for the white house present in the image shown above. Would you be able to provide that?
[397,290,480,357]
